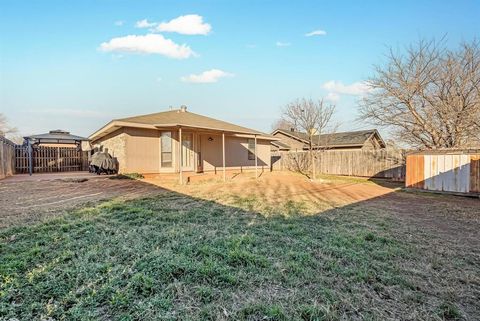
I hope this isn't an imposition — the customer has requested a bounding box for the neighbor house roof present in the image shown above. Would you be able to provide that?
[90,108,276,141]
[25,130,89,144]
[272,129,386,149]
[271,140,291,150]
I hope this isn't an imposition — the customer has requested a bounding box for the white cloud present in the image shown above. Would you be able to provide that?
[99,34,196,59]
[322,80,372,96]
[155,14,211,35]
[276,41,291,47]
[305,29,327,37]
[114,20,125,26]
[135,19,157,28]
[181,69,234,83]
[325,92,340,102]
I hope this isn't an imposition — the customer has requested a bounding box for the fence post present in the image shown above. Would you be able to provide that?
[27,140,33,176]
[57,147,60,172]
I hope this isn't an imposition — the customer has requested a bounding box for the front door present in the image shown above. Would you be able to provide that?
[181,133,194,171]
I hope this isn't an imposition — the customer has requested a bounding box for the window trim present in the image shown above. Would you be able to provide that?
[160,131,173,168]
[247,138,255,160]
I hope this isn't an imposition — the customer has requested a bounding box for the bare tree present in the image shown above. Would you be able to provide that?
[282,98,336,179]
[271,118,296,132]
[0,113,17,138]
[360,38,480,149]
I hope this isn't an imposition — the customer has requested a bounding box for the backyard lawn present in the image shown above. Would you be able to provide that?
[0,172,479,320]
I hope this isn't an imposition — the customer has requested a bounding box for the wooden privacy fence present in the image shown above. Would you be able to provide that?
[272,149,406,181]
[15,145,89,174]
[0,136,15,179]
[406,150,480,195]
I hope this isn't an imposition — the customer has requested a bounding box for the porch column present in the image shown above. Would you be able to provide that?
[222,132,226,182]
[179,127,183,184]
[254,134,258,179]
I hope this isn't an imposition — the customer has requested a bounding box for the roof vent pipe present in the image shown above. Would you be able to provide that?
[180,105,187,112]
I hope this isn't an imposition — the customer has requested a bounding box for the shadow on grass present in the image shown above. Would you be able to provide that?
[0,178,478,321]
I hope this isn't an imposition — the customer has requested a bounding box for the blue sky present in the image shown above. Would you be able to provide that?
[1,0,479,138]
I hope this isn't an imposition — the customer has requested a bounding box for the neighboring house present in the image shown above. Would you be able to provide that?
[24,130,89,149]
[271,128,386,152]
[89,106,276,174]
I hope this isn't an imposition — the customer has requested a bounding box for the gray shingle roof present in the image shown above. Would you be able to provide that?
[25,130,88,143]
[273,129,385,148]
[117,109,271,136]
[90,108,277,141]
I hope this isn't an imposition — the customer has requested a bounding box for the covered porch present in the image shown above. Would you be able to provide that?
[155,125,270,184]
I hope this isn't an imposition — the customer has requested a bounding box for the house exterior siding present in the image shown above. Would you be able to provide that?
[92,129,271,174]
[124,127,161,174]
[92,128,128,173]
[362,137,381,150]
[200,134,270,171]
[271,132,306,151]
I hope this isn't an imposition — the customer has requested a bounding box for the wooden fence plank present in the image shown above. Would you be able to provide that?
[469,155,480,193]
[273,149,406,181]
[14,145,87,173]
[0,137,15,179]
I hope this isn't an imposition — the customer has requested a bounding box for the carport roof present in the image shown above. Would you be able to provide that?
[25,130,89,144]
[90,107,277,141]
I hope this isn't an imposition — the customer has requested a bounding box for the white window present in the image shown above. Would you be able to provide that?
[161,132,172,167]
[247,138,255,160]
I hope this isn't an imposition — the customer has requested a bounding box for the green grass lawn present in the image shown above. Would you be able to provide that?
[0,191,473,320]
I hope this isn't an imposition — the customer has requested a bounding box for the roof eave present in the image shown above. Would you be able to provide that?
[154,123,275,139]
[90,121,277,141]
[89,121,158,142]
[372,129,387,148]
[272,129,310,144]
[313,144,365,148]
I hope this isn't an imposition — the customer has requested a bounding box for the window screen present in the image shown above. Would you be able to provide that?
[248,138,255,160]
[161,132,172,167]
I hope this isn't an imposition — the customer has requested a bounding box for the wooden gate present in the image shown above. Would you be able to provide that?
[15,145,89,174]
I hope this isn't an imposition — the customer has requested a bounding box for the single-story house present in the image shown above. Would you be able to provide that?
[89,106,277,177]
[271,128,386,152]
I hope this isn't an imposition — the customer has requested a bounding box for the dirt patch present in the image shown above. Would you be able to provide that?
[145,171,479,242]
[146,171,399,207]
[0,175,165,228]
[3,171,479,243]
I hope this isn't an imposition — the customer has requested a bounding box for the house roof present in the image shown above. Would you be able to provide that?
[272,129,386,148]
[271,140,291,150]
[90,108,276,141]
[25,130,88,144]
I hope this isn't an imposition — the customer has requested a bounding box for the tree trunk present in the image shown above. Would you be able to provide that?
[310,150,316,180]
